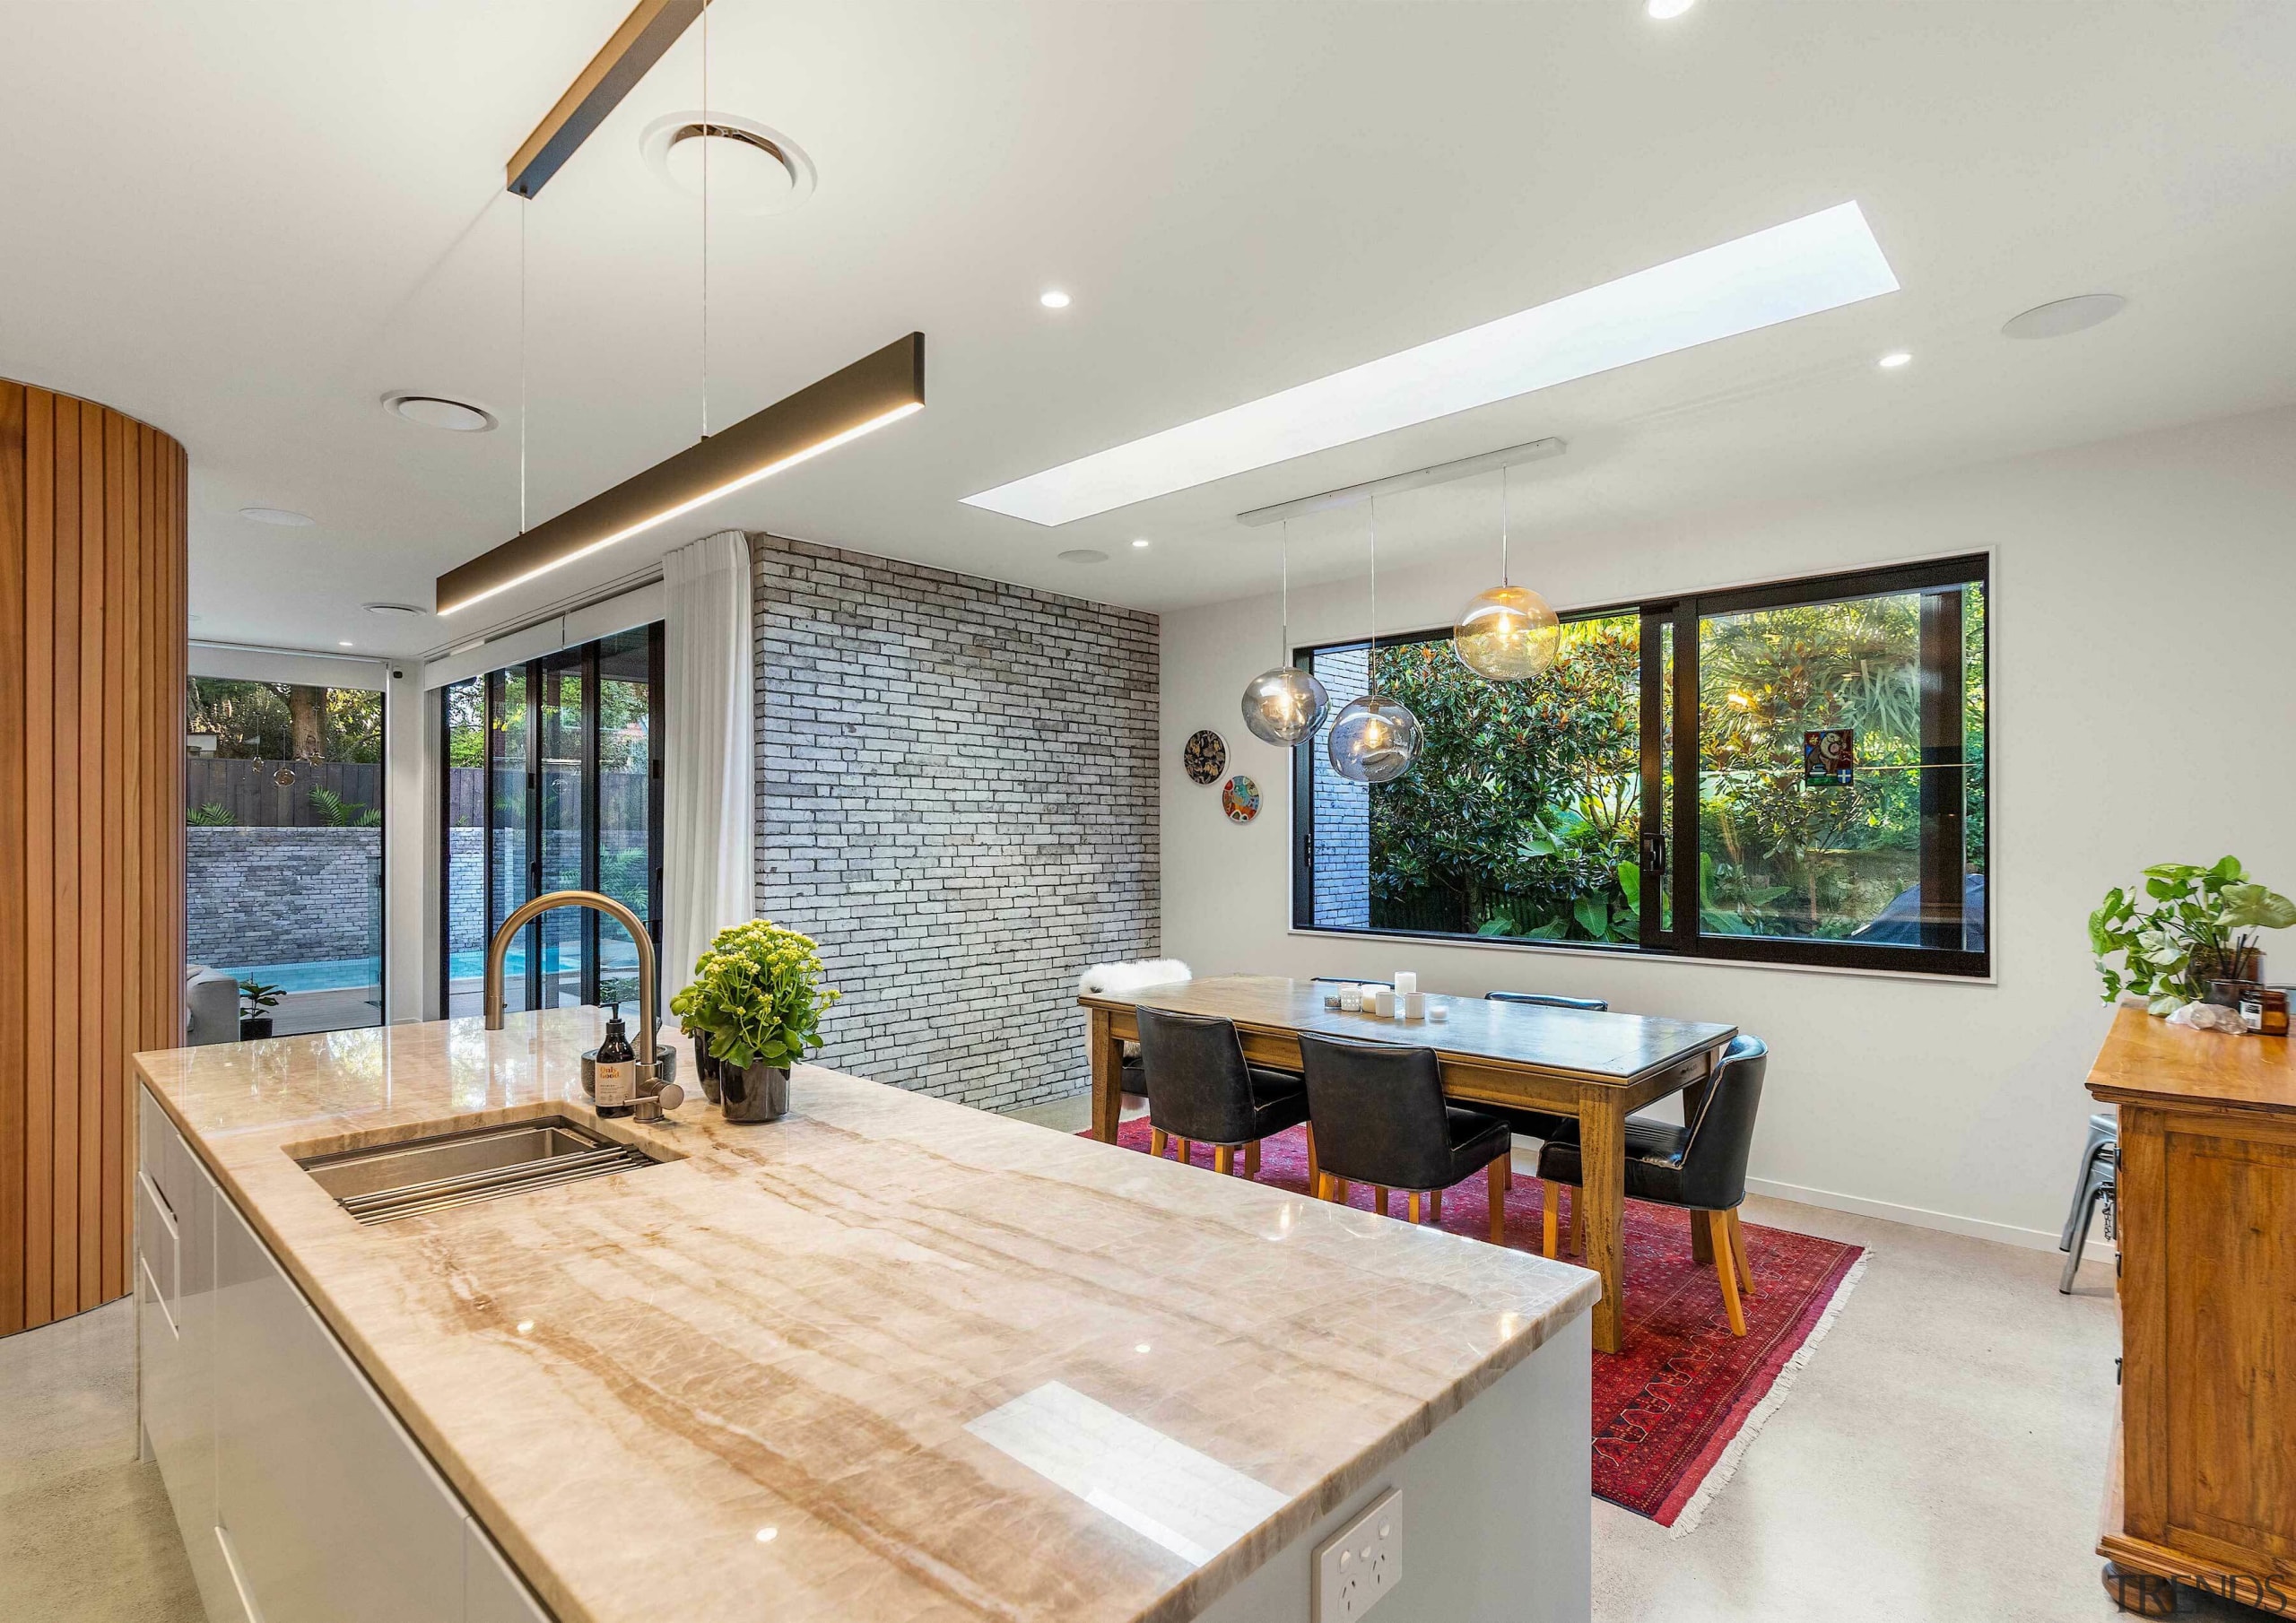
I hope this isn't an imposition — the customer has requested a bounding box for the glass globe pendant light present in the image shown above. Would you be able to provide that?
[1326,499,1423,785]
[1240,521,1330,746]
[1451,465,1560,681]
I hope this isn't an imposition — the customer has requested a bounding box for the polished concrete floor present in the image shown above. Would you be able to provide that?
[0,1104,2247,1622]
[0,1298,203,1622]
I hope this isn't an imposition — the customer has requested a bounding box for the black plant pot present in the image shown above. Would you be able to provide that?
[690,1028,723,1106]
[717,1060,790,1124]
[239,1016,274,1041]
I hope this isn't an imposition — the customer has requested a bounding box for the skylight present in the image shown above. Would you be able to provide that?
[962,201,1899,526]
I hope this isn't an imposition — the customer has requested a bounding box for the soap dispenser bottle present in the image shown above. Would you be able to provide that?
[593,1004,637,1116]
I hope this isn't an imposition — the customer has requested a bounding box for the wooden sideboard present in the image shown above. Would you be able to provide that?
[2087,1005,2296,1616]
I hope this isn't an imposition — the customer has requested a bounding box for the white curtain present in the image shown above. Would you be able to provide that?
[662,530,754,997]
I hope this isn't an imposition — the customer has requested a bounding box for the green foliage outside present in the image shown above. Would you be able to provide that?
[2090,858,2296,1013]
[187,803,236,827]
[307,786,381,828]
[1370,617,1641,942]
[188,678,379,762]
[1359,585,1987,945]
[446,672,650,774]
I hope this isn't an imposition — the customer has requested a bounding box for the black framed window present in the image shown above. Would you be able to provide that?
[440,623,665,1016]
[1293,554,1988,976]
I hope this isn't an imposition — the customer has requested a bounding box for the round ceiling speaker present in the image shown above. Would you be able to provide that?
[1057,549,1109,564]
[363,602,428,619]
[642,113,816,216]
[239,507,314,526]
[2002,293,2126,341]
[385,394,496,432]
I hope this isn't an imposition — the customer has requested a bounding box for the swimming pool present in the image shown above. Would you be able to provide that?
[221,943,642,994]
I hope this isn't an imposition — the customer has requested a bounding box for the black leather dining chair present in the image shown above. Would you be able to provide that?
[1535,1034,1769,1336]
[1476,992,1607,1149]
[1136,1007,1315,1182]
[1296,1033,1513,1243]
[1485,990,1609,1012]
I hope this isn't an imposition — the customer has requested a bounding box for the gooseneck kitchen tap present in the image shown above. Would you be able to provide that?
[483,890,659,1092]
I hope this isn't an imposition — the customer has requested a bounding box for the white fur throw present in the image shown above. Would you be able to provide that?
[1077,958,1191,996]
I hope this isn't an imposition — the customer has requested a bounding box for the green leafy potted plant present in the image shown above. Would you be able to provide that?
[668,921,839,1122]
[2090,857,2296,1015]
[238,978,283,1040]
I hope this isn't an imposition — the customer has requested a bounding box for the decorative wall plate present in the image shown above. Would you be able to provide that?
[1222,775,1261,823]
[1184,728,1227,785]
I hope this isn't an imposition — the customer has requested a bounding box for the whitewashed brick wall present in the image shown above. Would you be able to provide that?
[752,535,1160,1111]
[1309,645,1371,928]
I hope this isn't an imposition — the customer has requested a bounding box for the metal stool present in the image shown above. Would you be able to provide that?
[2060,1112,2117,1293]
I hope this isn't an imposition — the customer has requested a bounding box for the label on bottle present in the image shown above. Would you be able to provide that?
[594,1060,634,1109]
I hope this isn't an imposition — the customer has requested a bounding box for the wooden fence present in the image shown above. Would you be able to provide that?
[186,759,383,828]
[187,759,652,829]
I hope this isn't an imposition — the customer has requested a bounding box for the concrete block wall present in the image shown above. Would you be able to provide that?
[186,827,380,969]
[752,535,1160,1111]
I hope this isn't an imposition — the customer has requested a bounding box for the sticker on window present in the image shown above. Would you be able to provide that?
[1804,728,1854,785]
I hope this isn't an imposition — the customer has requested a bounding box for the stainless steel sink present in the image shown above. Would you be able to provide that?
[298,1116,656,1223]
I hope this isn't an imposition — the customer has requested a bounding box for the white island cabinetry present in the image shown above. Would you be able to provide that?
[138,1088,550,1623]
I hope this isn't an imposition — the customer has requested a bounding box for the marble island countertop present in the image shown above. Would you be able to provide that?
[135,1009,1598,1623]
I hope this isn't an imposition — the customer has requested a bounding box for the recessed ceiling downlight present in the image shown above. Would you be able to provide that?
[2002,293,2126,340]
[363,602,428,619]
[641,113,815,216]
[240,506,315,526]
[1058,549,1109,564]
[386,394,496,432]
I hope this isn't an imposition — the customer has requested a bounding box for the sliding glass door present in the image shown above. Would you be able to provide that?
[441,624,664,1018]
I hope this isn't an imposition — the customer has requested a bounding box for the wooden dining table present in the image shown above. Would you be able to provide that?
[1077,975,1738,1354]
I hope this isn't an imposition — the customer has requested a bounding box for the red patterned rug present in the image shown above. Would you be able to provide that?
[1090,1117,1866,1527]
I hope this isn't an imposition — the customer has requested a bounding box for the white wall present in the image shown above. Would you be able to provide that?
[1161,405,2296,1249]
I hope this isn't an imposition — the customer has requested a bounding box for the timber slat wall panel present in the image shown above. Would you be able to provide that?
[0,380,185,1337]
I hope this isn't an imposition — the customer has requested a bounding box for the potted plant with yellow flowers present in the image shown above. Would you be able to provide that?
[669,921,839,1122]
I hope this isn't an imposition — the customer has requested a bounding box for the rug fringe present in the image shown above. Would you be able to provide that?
[1666,1249,1872,1538]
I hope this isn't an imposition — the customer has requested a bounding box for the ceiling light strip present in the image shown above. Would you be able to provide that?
[507,0,709,198]
[1234,437,1566,528]
[965,201,1898,526]
[434,332,924,617]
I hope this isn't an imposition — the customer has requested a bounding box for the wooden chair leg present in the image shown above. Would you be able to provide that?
[1304,1122,1319,1187]
[1708,1211,1746,1336]
[1213,1144,1235,1176]
[1726,1209,1756,1297]
[1542,1185,1560,1259]
[1486,1159,1507,1244]
[1568,1189,1584,1254]
[1245,1140,1260,1180]
[1331,1177,1350,1203]
[1407,1192,1423,1224]
[1372,1185,1389,1216]
[1149,1128,1167,1159]
[1429,1188,1444,1225]
[1175,1139,1191,1166]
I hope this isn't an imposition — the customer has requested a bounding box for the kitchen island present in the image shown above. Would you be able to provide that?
[134,1008,1597,1623]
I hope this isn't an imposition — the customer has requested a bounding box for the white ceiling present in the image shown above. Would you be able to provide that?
[4,1,2294,656]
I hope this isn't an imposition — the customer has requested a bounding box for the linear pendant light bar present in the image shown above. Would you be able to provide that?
[964,201,1898,526]
[1235,437,1566,528]
[507,0,708,199]
[435,332,924,617]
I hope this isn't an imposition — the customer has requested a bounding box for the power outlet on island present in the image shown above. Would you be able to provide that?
[1313,1486,1402,1623]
